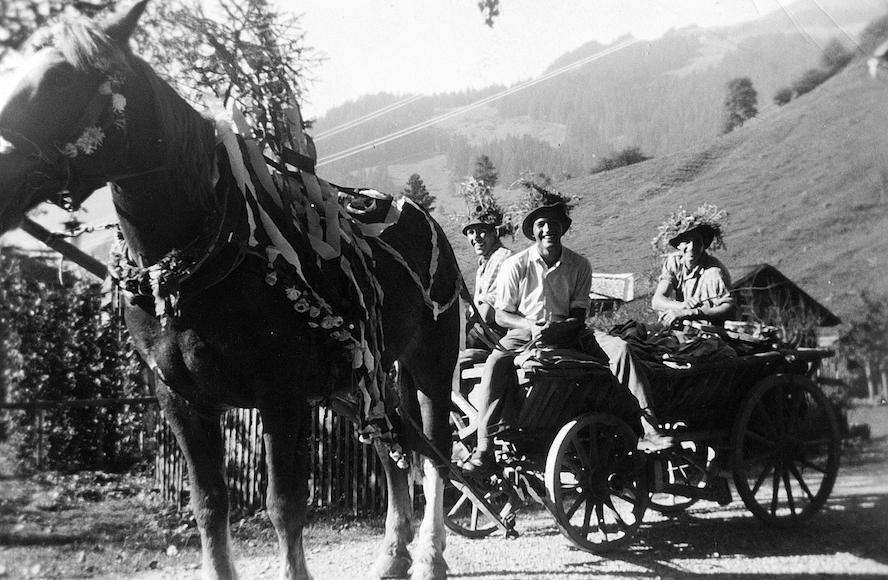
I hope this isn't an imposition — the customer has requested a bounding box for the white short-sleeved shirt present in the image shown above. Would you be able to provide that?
[494,245,592,323]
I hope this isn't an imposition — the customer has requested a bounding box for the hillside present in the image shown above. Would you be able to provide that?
[314,0,885,198]
[438,59,887,321]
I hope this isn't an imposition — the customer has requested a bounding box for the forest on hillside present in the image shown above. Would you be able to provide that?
[315,22,842,192]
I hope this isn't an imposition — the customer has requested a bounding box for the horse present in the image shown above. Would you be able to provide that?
[0,3,460,579]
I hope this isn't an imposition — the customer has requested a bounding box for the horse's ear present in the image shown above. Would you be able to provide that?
[103,0,150,44]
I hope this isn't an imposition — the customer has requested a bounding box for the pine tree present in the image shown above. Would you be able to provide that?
[472,155,499,188]
[402,173,436,212]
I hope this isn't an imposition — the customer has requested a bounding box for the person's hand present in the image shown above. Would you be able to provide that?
[662,308,695,327]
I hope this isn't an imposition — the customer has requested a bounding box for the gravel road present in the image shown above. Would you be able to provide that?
[127,433,888,580]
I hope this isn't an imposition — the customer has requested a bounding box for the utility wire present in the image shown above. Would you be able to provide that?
[776,0,825,52]
[314,94,424,141]
[810,0,863,52]
[317,37,641,167]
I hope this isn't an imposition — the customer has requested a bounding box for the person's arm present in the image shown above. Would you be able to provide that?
[494,308,534,332]
[651,279,686,312]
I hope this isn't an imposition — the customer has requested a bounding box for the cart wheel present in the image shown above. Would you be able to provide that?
[731,374,840,526]
[649,422,715,515]
[443,478,512,538]
[545,413,649,552]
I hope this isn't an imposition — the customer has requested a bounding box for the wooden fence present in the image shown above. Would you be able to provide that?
[3,397,389,515]
[156,405,389,515]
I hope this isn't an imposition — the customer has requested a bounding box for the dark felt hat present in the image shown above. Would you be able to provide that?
[521,203,572,240]
[668,223,717,249]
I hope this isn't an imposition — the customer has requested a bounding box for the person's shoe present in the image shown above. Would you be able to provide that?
[637,430,674,453]
[461,450,496,481]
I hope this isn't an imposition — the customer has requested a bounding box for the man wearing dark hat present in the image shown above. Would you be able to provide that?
[462,195,670,477]
[652,204,734,326]
[463,205,512,348]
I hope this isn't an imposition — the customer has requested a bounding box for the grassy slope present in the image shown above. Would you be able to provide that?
[440,61,888,320]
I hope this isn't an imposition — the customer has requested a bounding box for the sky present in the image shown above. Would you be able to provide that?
[293,0,787,118]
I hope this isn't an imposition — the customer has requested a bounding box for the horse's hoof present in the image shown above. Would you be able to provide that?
[372,554,412,579]
[408,555,447,580]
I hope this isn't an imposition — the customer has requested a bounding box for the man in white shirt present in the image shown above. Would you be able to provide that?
[462,197,671,478]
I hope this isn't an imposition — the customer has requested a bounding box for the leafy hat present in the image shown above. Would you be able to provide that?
[459,177,505,235]
[652,203,728,252]
[517,180,574,240]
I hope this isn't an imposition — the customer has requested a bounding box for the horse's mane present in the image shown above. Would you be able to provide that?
[28,17,217,211]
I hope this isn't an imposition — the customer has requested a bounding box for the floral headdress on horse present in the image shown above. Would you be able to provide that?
[459,177,512,237]
[514,178,578,240]
[652,203,728,253]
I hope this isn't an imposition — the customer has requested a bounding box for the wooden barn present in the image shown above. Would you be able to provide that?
[730,264,840,345]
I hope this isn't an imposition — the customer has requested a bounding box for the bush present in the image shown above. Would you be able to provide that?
[859,12,888,54]
[792,68,832,97]
[0,252,149,472]
[591,146,651,174]
[773,87,793,106]
[821,38,854,74]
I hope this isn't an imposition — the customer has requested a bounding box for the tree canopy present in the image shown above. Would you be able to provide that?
[722,77,758,134]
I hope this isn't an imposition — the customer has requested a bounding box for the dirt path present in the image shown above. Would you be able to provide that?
[120,440,888,579]
[2,433,887,579]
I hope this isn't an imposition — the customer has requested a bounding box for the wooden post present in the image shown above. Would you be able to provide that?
[19,217,108,280]
[864,359,876,401]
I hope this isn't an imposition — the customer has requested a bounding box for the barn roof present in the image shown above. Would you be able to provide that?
[731,263,841,327]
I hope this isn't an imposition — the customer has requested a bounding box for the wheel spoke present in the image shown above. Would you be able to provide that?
[770,466,781,514]
[788,462,816,502]
[603,495,633,533]
[781,469,797,516]
[786,386,804,436]
[800,437,833,449]
[593,501,605,540]
[565,491,585,520]
[744,427,776,448]
[799,457,828,474]
[470,504,480,529]
[752,399,778,439]
[448,493,469,517]
[744,449,777,465]
[583,499,596,537]
[573,437,596,477]
[751,457,776,495]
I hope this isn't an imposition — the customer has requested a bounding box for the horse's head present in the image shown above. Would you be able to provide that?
[0,1,150,233]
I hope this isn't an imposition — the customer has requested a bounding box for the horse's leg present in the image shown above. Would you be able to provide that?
[402,334,455,580]
[260,405,313,580]
[409,388,448,580]
[371,439,414,579]
[158,385,236,580]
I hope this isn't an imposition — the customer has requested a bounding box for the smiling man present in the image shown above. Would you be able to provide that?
[462,203,512,347]
[461,191,671,478]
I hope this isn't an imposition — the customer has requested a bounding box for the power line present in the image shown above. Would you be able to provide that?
[776,0,825,53]
[314,94,424,141]
[316,37,641,168]
[810,0,862,52]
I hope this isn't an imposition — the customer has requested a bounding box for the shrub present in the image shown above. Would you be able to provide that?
[792,68,832,97]
[591,146,651,174]
[773,87,793,106]
[0,252,149,472]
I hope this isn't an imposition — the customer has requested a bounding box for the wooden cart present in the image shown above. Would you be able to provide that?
[444,345,840,553]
